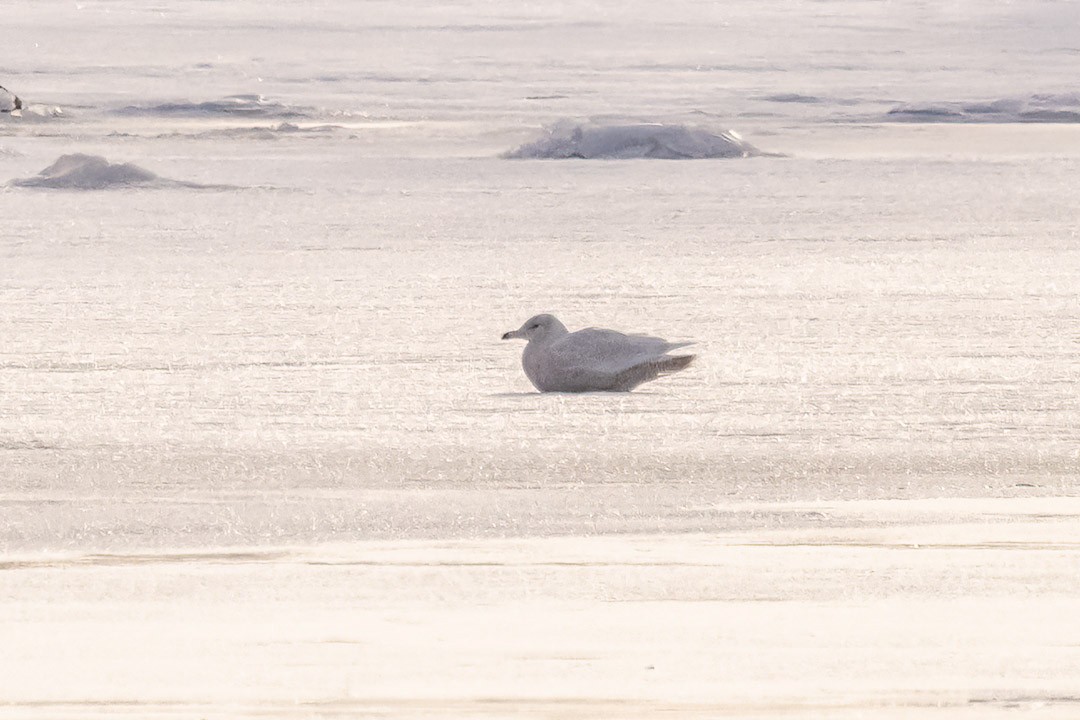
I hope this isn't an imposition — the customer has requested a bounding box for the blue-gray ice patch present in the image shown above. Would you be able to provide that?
[504,120,763,159]
[759,93,824,105]
[886,93,1080,123]
[113,94,310,119]
[175,122,347,140]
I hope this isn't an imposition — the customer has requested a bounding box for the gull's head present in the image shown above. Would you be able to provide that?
[501,313,566,342]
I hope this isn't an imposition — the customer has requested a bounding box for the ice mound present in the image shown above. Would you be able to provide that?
[504,119,762,159]
[115,94,309,118]
[10,154,199,190]
[886,93,1080,123]
[1,84,21,113]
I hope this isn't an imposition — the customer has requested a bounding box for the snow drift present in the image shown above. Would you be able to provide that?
[504,120,762,159]
[9,154,207,190]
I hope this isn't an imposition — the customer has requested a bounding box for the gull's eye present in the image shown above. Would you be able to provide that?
[529,324,540,330]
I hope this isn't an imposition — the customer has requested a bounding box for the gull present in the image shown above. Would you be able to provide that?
[501,313,694,392]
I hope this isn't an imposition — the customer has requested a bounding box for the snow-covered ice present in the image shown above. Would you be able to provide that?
[4,498,1080,719]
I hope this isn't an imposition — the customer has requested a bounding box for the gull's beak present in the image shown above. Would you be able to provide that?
[502,329,522,340]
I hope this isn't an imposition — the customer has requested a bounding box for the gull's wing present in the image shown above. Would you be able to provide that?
[528,327,694,392]
[549,328,685,374]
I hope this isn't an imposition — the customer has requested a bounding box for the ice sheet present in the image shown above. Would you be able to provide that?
[1,0,1079,716]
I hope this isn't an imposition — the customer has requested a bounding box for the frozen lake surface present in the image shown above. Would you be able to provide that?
[2,0,1079,716]
[3,145,1078,550]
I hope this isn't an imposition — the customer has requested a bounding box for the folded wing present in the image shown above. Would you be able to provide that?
[543,328,694,391]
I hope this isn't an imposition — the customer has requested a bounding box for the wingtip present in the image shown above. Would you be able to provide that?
[659,353,695,374]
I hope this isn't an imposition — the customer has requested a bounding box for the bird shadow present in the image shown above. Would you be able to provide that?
[488,390,663,398]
